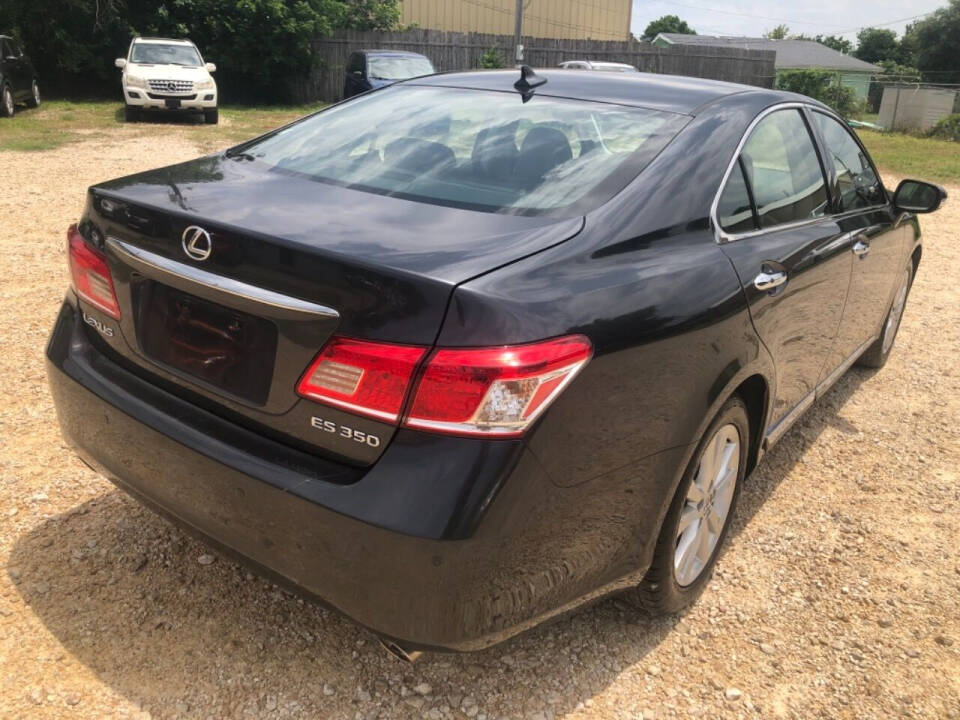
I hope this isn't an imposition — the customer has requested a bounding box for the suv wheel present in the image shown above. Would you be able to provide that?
[124,105,139,123]
[204,108,219,125]
[1,85,14,117]
[630,396,749,614]
[26,79,40,108]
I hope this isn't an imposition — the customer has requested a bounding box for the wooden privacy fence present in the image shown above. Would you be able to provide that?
[290,29,776,103]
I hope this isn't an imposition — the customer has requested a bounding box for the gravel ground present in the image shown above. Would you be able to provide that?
[1,131,958,720]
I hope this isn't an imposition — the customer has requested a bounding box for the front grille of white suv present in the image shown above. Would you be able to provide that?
[147,79,194,94]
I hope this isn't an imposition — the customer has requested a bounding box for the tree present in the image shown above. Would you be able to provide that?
[764,24,789,40]
[642,15,696,40]
[776,69,860,117]
[815,35,853,54]
[902,0,960,83]
[1,0,403,102]
[854,28,899,64]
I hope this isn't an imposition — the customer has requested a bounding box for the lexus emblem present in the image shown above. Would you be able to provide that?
[181,226,213,261]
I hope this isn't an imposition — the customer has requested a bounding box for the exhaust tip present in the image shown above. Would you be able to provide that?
[378,637,423,663]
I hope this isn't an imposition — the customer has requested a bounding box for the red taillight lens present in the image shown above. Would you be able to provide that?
[404,335,592,437]
[296,337,427,423]
[67,224,121,319]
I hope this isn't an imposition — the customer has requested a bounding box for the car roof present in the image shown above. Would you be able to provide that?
[361,49,428,58]
[410,69,795,116]
[133,37,195,46]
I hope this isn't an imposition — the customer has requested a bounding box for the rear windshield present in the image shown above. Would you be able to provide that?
[132,43,202,66]
[368,55,435,80]
[237,85,686,215]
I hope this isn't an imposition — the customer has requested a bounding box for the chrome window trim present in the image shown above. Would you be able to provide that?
[711,102,831,244]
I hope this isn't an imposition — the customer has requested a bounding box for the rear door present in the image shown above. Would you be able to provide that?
[810,110,909,374]
[716,106,853,441]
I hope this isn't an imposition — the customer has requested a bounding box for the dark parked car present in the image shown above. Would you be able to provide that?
[0,35,40,117]
[342,49,434,98]
[47,68,945,658]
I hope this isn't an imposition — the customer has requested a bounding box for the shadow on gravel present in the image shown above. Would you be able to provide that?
[728,366,876,540]
[113,106,206,125]
[8,368,874,718]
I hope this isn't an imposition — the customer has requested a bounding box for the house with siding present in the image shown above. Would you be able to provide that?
[401,0,632,41]
[652,33,881,100]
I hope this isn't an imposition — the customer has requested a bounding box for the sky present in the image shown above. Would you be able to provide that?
[629,0,946,42]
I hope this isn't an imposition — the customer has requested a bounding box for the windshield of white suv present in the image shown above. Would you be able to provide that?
[131,43,202,66]
[235,85,686,215]
[367,56,435,80]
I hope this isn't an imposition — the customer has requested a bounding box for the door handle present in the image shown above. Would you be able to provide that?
[754,270,787,292]
[852,240,870,257]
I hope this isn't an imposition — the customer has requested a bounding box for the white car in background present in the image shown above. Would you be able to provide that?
[116,37,218,124]
[559,60,639,72]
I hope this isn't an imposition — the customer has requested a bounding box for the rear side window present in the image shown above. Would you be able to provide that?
[347,53,364,74]
[741,109,828,229]
[813,112,884,211]
[717,159,756,233]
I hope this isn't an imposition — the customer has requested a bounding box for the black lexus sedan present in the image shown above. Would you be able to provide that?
[46,68,946,657]
[0,34,40,117]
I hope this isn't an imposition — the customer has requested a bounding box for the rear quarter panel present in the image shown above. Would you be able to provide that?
[440,93,781,499]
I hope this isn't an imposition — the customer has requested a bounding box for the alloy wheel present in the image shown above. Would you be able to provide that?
[674,423,740,586]
[882,269,911,354]
[32,80,40,105]
[3,87,12,116]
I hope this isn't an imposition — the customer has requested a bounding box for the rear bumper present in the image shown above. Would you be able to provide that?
[46,297,682,650]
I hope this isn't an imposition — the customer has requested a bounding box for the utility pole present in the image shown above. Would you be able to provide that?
[514,0,524,66]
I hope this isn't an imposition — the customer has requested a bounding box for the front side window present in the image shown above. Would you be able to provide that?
[131,43,203,67]
[741,109,828,228]
[366,55,434,81]
[238,85,686,214]
[347,53,364,74]
[813,112,884,211]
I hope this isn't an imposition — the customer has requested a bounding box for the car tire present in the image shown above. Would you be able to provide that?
[630,396,749,615]
[204,108,219,125]
[1,84,14,117]
[26,79,40,108]
[857,264,913,369]
[124,105,139,123]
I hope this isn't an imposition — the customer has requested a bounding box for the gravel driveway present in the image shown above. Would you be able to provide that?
[1,132,958,720]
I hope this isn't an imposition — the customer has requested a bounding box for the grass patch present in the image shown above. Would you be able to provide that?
[856,129,960,185]
[0,99,325,153]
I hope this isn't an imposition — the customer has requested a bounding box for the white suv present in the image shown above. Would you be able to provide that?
[116,37,218,124]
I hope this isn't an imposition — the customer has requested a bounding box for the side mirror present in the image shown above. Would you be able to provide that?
[115,58,127,69]
[205,62,216,73]
[893,179,947,214]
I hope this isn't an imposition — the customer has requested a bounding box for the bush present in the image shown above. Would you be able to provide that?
[479,46,505,69]
[776,69,862,118]
[929,114,960,142]
[1,0,402,103]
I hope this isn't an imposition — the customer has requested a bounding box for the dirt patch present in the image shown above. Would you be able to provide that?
[1,130,958,719]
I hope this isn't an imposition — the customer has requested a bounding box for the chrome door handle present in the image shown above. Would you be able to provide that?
[754,270,787,292]
[852,240,870,257]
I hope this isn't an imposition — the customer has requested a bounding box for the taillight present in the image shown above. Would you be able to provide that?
[67,224,121,319]
[297,334,592,436]
[404,335,592,437]
[296,337,426,423]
